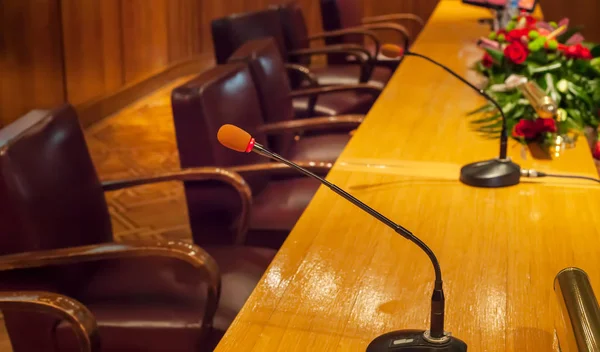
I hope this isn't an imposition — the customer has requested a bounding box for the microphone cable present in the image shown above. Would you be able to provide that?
[521,169,600,184]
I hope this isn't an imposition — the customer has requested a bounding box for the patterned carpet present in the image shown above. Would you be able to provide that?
[85,75,198,244]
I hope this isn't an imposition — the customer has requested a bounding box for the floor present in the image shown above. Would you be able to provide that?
[86,75,198,243]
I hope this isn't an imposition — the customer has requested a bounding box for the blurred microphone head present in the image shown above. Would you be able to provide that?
[381,44,405,59]
[518,81,557,119]
[217,124,254,153]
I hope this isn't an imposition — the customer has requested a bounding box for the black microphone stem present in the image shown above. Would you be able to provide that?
[252,143,446,339]
[405,51,508,160]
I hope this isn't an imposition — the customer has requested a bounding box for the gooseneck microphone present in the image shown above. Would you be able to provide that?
[381,44,521,188]
[217,124,467,351]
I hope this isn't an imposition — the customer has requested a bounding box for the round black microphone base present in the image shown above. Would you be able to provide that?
[367,330,467,351]
[459,158,521,188]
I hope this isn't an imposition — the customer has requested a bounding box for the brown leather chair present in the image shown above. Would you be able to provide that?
[0,106,274,351]
[0,291,100,351]
[273,1,393,88]
[319,0,424,70]
[172,63,337,249]
[226,38,381,157]
[210,5,388,115]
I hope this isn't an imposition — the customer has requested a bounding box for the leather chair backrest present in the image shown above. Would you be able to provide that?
[320,0,364,64]
[271,1,311,66]
[228,39,295,155]
[321,0,344,36]
[211,8,288,65]
[171,63,271,245]
[172,63,269,176]
[0,105,113,255]
[334,0,364,30]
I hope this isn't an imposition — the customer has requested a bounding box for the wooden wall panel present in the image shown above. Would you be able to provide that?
[199,0,246,53]
[121,0,169,83]
[100,1,125,93]
[0,0,442,127]
[539,0,600,43]
[61,0,123,105]
[167,0,203,62]
[0,0,65,127]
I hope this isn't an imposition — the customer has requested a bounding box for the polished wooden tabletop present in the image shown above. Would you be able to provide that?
[215,1,600,351]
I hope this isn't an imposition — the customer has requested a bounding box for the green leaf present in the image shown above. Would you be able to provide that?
[590,58,600,75]
[566,108,583,123]
[565,118,583,131]
[567,82,594,108]
[592,45,600,58]
[475,62,487,73]
[470,113,501,124]
[544,73,562,105]
[473,126,502,133]
[467,104,495,116]
[528,62,563,75]
[484,48,504,64]
[526,51,548,65]
[490,71,508,85]
[511,105,527,119]
[478,133,502,139]
[589,78,600,102]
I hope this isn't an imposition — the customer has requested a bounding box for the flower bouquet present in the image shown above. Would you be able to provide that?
[471,13,600,160]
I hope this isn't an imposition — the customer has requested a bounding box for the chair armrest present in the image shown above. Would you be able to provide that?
[284,63,319,88]
[289,44,372,62]
[362,13,425,28]
[307,29,380,61]
[359,23,411,49]
[231,162,332,177]
[256,115,364,134]
[101,167,248,193]
[0,241,221,334]
[285,63,319,115]
[289,44,373,83]
[0,291,100,352]
[101,167,252,245]
[289,84,382,98]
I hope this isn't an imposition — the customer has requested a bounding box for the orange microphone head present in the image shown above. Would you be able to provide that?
[217,124,255,153]
[381,44,405,59]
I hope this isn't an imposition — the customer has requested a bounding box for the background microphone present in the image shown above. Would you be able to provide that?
[517,80,557,119]
[217,124,467,352]
[381,44,521,188]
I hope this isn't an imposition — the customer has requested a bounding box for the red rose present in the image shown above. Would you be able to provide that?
[579,45,593,60]
[482,53,493,68]
[504,42,529,64]
[524,15,537,27]
[537,118,557,133]
[512,120,539,139]
[564,44,593,60]
[512,118,557,139]
[593,141,600,159]
[565,45,577,55]
[507,28,530,42]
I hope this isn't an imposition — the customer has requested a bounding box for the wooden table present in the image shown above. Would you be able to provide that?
[216,2,600,351]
